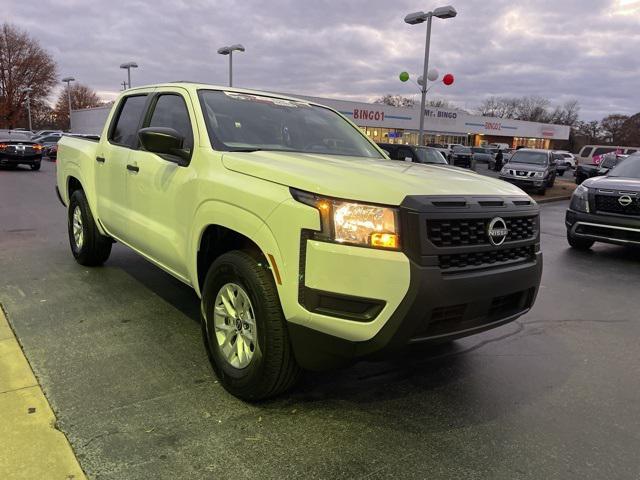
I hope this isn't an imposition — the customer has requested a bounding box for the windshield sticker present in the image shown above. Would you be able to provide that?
[223,92,307,108]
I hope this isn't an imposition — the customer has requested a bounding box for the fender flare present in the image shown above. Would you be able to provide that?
[188,200,284,297]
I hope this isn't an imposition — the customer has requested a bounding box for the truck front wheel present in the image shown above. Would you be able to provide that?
[67,190,112,266]
[201,250,301,401]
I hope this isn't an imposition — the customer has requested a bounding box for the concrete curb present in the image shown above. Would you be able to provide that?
[0,306,86,480]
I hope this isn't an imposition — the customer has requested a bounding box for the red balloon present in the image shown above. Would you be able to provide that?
[443,73,454,86]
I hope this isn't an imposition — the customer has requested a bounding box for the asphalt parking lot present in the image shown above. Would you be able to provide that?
[1,161,640,479]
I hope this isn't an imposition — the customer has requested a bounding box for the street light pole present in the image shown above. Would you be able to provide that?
[217,44,245,87]
[20,87,33,131]
[404,6,457,145]
[419,15,433,146]
[62,77,75,131]
[119,62,139,88]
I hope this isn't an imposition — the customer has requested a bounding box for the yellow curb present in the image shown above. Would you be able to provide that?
[0,308,86,480]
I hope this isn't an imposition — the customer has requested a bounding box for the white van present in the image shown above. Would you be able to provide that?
[576,144,639,165]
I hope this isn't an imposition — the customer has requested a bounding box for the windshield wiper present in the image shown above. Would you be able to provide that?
[227,147,265,152]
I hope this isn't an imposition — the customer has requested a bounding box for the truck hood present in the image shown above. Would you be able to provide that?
[584,175,640,191]
[222,151,526,205]
[506,162,548,172]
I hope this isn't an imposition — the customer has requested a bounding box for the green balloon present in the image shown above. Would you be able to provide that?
[399,71,409,82]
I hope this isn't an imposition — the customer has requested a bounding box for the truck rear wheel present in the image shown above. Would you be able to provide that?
[68,190,112,266]
[201,250,301,400]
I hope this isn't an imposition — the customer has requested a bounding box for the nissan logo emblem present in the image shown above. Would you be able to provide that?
[487,217,509,246]
[618,195,633,207]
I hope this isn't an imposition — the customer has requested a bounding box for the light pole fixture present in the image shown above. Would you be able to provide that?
[119,62,138,89]
[19,87,33,131]
[217,44,245,87]
[62,76,75,130]
[404,5,457,145]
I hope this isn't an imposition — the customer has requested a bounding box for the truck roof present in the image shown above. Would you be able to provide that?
[123,82,324,108]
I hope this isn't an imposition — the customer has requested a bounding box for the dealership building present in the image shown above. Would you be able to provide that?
[71,90,570,149]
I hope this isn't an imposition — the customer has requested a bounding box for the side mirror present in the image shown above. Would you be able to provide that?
[381,149,390,156]
[138,127,190,166]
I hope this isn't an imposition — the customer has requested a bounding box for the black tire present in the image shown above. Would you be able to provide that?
[567,232,594,250]
[547,175,555,187]
[30,162,41,171]
[558,170,564,176]
[68,190,112,266]
[201,250,301,401]
[537,187,546,196]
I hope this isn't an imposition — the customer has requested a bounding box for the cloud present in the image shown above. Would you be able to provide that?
[6,0,639,120]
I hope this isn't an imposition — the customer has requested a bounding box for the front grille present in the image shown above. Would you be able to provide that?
[439,245,536,272]
[427,216,537,247]
[595,195,640,216]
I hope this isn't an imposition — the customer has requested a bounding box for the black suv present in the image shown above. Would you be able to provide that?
[566,153,640,250]
[377,143,448,165]
[499,149,558,195]
[0,131,44,170]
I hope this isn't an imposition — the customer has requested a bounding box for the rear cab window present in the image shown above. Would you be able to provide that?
[109,94,149,148]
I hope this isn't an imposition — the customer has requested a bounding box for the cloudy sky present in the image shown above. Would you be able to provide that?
[6,0,640,120]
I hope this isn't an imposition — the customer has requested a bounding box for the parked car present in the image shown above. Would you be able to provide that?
[377,143,448,165]
[32,129,62,137]
[449,145,474,168]
[56,83,542,400]
[471,147,494,168]
[574,152,628,184]
[0,131,43,170]
[566,153,640,250]
[487,142,510,151]
[575,144,638,166]
[499,149,557,195]
[553,151,576,168]
[426,142,450,157]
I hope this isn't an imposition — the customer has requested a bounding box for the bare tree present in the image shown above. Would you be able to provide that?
[426,98,452,108]
[515,96,551,122]
[374,94,415,108]
[548,100,580,127]
[53,83,102,128]
[600,114,630,144]
[0,23,57,128]
[618,114,640,146]
[477,96,580,126]
[574,120,603,144]
[477,96,519,119]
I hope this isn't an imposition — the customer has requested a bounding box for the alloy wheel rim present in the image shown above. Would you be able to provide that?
[72,206,84,250]
[213,283,257,369]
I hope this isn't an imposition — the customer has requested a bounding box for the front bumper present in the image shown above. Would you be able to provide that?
[0,154,42,166]
[566,209,640,246]
[289,195,542,370]
[500,175,546,189]
[289,255,542,370]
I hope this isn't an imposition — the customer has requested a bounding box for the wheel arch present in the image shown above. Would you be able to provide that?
[190,201,284,298]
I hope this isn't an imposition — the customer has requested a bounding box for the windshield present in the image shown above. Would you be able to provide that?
[510,151,548,165]
[608,155,639,177]
[415,147,448,164]
[453,146,471,153]
[471,147,490,154]
[198,90,382,158]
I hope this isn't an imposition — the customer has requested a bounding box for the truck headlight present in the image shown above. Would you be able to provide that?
[533,171,544,178]
[570,184,589,213]
[291,189,400,249]
[500,167,510,175]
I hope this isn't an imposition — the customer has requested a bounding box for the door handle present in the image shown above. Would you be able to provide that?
[96,156,105,163]
[126,164,139,173]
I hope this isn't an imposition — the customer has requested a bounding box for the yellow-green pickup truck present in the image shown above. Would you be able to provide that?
[56,83,542,400]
